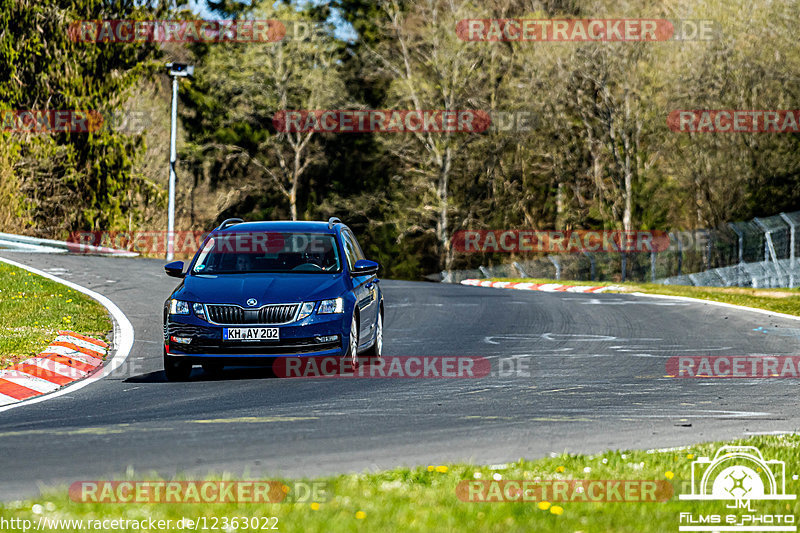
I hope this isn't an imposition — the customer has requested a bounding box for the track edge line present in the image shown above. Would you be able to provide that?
[629,291,800,322]
[0,256,134,413]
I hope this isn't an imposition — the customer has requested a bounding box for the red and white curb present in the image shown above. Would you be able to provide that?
[0,331,108,406]
[0,256,134,413]
[460,279,623,293]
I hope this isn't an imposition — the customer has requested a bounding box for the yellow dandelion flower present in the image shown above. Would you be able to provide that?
[555,466,565,473]
[310,502,320,511]
[427,466,434,472]
[436,466,448,473]
[538,501,551,511]
[550,505,564,515]
[355,511,366,520]
[687,454,694,459]
[665,471,674,480]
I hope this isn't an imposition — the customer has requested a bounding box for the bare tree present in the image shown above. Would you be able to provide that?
[367,0,494,269]
[196,4,348,220]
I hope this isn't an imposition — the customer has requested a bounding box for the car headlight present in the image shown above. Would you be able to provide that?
[169,299,190,315]
[192,302,207,320]
[297,302,315,320]
[317,297,344,314]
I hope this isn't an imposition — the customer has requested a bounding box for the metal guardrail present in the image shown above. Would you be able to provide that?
[0,232,139,257]
[439,211,800,288]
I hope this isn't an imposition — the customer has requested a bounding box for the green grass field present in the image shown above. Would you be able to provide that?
[0,261,111,368]
[0,434,797,532]
[1,269,799,531]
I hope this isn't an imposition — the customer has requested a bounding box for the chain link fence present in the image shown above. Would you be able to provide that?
[439,211,800,288]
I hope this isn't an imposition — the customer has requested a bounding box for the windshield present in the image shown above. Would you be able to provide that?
[191,232,341,274]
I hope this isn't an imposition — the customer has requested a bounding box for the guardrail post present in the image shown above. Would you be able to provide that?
[728,223,744,264]
[512,261,529,278]
[650,249,656,283]
[753,218,769,262]
[547,256,561,280]
[779,212,796,288]
[755,217,783,286]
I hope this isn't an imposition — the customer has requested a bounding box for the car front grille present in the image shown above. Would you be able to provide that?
[206,303,299,325]
[206,305,244,324]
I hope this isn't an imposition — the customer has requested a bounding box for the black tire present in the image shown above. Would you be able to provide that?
[344,312,359,369]
[363,311,383,359]
[164,349,192,381]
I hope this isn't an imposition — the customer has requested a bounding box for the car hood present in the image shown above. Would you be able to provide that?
[175,273,349,305]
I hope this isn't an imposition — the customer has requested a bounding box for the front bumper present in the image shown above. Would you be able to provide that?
[165,312,347,361]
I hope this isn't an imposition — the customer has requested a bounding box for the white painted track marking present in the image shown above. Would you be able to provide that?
[0,256,134,413]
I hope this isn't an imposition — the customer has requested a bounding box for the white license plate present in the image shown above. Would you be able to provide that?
[223,327,279,341]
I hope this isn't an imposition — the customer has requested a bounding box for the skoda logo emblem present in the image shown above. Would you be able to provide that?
[246,298,258,307]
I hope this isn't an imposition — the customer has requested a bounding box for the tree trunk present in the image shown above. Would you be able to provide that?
[437,147,453,270]
[622,92,633,233]
[289,177,298,221]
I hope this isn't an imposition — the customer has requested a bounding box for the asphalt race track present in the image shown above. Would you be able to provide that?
[1,251,799,500]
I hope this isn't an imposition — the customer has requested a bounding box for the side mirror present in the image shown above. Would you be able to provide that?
[351,259,379,276]
[165,261,185,278]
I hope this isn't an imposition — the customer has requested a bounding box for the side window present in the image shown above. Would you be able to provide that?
[348,230,366,261]
[341,230,358,269]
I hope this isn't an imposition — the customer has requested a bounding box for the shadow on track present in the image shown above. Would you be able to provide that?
[123,357,383,383]
[124,366,277,383]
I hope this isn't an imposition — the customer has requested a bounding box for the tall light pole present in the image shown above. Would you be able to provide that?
[165,62,194,261]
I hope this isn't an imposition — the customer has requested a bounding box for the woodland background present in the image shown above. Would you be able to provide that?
[2,0,799,279]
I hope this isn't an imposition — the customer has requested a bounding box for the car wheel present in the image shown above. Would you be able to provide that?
[164,349,192,381]
[345,312,359,369]
[364,312,382,359]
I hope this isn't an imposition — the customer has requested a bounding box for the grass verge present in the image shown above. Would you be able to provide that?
[485,277,800,317]
[0,261,112,368]
[0,434,797,532]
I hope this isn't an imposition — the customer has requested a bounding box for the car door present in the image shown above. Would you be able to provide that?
[342,229,377,346]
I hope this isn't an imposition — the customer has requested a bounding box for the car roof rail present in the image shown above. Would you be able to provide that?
[217,218,244,230]
[328,217,342,229]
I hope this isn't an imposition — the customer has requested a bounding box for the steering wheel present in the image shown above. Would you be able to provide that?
[292,263,324,272]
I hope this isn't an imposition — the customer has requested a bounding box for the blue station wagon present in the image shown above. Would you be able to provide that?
[162,218,383,381]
